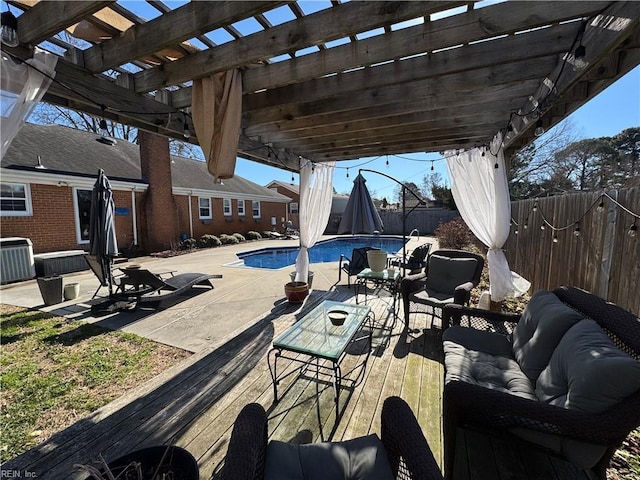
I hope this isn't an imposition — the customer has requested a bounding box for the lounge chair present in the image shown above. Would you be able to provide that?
[85,254,124,298]
[118,268,222,306]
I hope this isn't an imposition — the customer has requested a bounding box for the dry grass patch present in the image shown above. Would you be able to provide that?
[0,304,191,463]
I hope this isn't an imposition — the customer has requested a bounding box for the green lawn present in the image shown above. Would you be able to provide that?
[0,305,190,463]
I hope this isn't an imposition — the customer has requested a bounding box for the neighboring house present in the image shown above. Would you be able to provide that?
[265,180,349,230]
[1,123,290,254]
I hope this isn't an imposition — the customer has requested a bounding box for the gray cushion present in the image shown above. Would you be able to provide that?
[443,340,537,400]
[536,319,640,413]
[443,326,514,359]
[264,434,394,480]
[425,255,478,294]
[512,290,583,381]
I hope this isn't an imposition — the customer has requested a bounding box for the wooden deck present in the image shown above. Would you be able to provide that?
[6,286,591,479]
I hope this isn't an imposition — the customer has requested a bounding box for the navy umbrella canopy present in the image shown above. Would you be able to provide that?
[338,173,384,234]
[89,169,119,294]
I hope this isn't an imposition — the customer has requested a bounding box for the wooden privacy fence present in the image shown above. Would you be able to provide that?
[504,187,640,315]
[325,209,459,235]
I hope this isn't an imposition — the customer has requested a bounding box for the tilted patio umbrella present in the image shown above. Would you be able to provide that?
[89,169,119,296]
[338,173,384,234]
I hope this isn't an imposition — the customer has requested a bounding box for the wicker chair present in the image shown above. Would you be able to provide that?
[441,286,640,480]
[400,249,484,330]
[220,396,443,480]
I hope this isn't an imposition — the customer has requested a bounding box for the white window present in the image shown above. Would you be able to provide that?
[223,198,232,216]
[73,188,92,244]
[199,197,212,219]
[252,200,261,218]
[289,202,298,214]
[0,182,32,216]
[237,199,245,216]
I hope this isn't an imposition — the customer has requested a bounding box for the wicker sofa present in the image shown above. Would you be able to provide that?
[441,286,640,480]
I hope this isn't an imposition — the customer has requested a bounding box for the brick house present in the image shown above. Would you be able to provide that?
[265,180,349,232]
[1,123,290,254]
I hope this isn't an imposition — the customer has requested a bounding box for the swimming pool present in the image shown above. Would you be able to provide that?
[235,236,406,270]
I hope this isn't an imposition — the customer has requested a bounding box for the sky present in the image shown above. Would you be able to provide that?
[235,65,640,199]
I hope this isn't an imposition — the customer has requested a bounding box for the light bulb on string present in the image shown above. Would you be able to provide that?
[541,224,545,231]
[523,222,528,230]
[552,234,558,243]
[183,115,190,139]
[534,119,545,137]
[430,161,434,171]
[597,199,605,212]
[291,173,295,183]
[573,224,581,237]
[385,156,389,168]
[346,168,349,179]
[629,220,638,238]
[1,10,19,47]
[533,202,538,211]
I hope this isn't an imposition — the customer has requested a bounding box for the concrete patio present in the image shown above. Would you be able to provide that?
[0,235,429,353]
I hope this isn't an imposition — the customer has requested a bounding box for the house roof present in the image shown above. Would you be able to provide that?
[1,123,290,201]
[4,1,638,170]
[266,180,299,195]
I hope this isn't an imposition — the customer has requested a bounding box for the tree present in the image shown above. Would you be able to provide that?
[612,127,640,187]
[394,181,421,204]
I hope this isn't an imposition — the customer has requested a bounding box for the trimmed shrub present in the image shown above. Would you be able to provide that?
[220,234,239,245]
[232,233,246,243]
[198,234,222,248]
[246,231,262,240]
[179,237,197,250]
[435,217,474,250]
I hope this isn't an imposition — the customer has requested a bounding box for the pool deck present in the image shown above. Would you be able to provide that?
[0,235,431,353]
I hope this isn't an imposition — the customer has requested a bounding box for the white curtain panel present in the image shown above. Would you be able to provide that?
[1,49,58,159]
[445,132,530,301]
[294,159,336,282]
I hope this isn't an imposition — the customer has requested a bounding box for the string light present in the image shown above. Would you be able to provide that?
[597,199,605,212]
[552,234,558,243]
[346,168,349,179]
[573,224,581,237]
[533,202,538,211]
[385,156,389,168]
[534,119,545,137]
[430,160,434,171]
[183,115,190,139]
[629,221,638,238]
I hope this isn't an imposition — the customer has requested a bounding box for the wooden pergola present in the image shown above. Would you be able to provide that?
[3,1,639,172]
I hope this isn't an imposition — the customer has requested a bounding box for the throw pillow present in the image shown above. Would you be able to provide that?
[425,255,478,294]
[511,290,583,381]
[536,319,640,413]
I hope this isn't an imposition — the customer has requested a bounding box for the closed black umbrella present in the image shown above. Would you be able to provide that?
[89,169,119,295]
[338,173,384,234]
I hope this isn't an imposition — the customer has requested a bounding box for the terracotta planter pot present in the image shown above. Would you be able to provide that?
[289,271,314,290]
[284,281,309,304]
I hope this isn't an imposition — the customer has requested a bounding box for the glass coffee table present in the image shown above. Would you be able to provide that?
[268,300,372,413]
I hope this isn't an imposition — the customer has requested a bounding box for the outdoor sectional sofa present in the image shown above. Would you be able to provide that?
[441,286,640,480]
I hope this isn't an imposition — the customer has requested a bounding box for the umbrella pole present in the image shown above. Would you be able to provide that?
[402,186,407,277]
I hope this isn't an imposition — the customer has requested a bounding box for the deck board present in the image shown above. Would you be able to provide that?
[5,286,594,480]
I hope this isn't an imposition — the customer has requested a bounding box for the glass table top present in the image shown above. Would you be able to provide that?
[273,300,371,361]
[356,268,401,281]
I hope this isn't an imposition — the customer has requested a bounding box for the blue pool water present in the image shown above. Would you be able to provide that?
[236,236,406,269]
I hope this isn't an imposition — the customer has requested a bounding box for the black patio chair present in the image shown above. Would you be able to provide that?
[118,268,222,306]
[338,246,375,288]
[390,242,432,273]
[220,396,443,480]
[401,249,484,330]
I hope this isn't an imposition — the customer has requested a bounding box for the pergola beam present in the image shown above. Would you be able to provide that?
[16,1,113,46]
[132,1,464,93]
[82,2,279,73]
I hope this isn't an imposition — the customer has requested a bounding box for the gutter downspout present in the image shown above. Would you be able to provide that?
[131,188,138,245]
[188,192,194,238]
